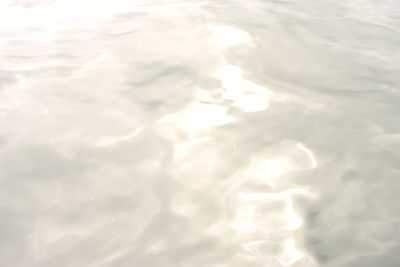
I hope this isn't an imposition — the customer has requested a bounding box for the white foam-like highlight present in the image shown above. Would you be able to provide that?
[208,25,251,48]
[161,102,235,134]
[91,127,144,147]
[296,143,317,168]
[247,158,290,180]
[278,238,304,266]
[213,65,271,112]
[234,189,310,233]
[286,198,303,231]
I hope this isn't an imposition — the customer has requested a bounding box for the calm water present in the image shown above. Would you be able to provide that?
[1,0,400,266]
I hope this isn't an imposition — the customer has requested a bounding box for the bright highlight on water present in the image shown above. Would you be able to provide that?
[1,1,399,267]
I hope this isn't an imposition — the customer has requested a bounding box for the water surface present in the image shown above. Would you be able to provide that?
[1,0,400,266]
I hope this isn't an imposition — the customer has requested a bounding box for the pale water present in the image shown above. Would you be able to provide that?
[1,0,400,266]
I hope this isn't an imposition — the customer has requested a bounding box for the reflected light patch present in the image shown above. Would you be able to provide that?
[232,219,256,233]
[238,189,311,231]
[232,204,257,233]
[285,198,303,231]
[213,65,271,112]
[296,143,317,168]
[208,25,251,48]
[278,238,304,266]
[160,102,235,134]
[195,89,215,102]
[241,240,266,253]
[91,127,144,147]
[173,136,212,160]
[248,158,289,180]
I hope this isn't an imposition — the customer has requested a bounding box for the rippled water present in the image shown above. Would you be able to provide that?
[1,0,400,266]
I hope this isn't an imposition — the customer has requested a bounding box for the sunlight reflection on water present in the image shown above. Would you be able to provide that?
[1,1,400,267]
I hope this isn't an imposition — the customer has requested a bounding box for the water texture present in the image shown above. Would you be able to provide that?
[1,0,400,266]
